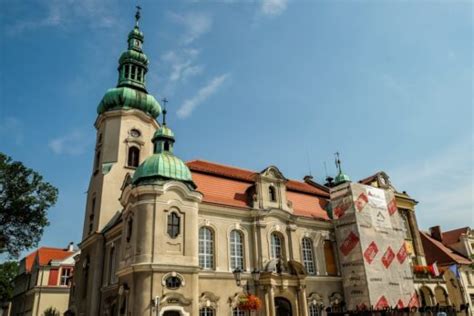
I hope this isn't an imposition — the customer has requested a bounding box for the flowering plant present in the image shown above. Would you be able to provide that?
[238,294,262,311]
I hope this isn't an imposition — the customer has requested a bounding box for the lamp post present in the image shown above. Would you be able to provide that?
[233,268,261,293]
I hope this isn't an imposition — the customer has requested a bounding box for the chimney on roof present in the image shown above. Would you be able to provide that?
[429,226,443,242]
[67,242,74,252]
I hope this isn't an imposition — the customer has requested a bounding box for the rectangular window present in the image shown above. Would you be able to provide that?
[60,268,72,286]
[124,65,130,79]
[131,65,136,80]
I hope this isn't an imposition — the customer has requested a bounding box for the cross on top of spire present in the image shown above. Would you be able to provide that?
[135,5,142,27]
[161,98,168,126]
[335,152,342,173]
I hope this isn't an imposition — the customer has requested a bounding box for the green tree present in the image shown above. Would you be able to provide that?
[43,307,60,316]
[0,261,18,303]
[0,153,58,258]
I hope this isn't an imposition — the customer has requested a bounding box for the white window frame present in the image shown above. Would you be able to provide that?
[302,237,316,275]
[230,230,244,271]
[271,233,283,259]
[199,227,214,269]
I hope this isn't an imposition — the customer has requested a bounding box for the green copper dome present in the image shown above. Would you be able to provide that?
[132,152,194,185]
[334,171,351,185]
[119,50,148,66]
[97,10,160,118]
[97,87,161,118]
[153,126,174,140]
[133,120,195,188]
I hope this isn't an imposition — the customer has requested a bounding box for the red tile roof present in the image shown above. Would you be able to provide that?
[187,160,329,220]
[24,247,73,272]
[420,232,471,266]
[442,227,470,246]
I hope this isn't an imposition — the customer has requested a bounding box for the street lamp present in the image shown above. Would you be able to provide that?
[233,268,243,287]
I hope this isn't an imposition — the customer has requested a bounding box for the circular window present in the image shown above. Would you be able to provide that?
[130,129,141,138]
[165,276,182,290]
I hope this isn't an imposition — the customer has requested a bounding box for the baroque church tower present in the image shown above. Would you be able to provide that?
[74,9,165,315]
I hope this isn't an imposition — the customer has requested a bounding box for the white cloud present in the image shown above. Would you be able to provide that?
[162,49,203,83]
[170,12,213,44]
[6,0,117,35]
[389,137,474,230]
[49,130,92,156]
[0,117,24,145]
[261,0,289,16]
[177,74,230,119]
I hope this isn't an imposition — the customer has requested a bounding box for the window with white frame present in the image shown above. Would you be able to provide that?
[233,308,247,316]
[271,233,283,259]
[60,267,72,286]
[199,307,214,316]
[199,227,214,269]
[302,237,316,275]
[309,304,321,316]
[230,230,244,270]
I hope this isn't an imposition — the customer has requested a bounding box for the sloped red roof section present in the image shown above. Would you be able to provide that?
[442,227,470,246]
[420,232,471,266]
[24,247,72,272]
[187,160,329,220]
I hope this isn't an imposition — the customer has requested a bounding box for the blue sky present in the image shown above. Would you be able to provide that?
[1,0,472,257]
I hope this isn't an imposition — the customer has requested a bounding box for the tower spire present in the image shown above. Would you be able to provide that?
[162,98,168,126]
[334,152,350,185]
[135,5,141,27]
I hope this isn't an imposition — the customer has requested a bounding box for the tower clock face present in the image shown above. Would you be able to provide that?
[135,40,141,47]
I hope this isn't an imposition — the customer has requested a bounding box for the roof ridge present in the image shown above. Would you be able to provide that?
[187,159,257,174]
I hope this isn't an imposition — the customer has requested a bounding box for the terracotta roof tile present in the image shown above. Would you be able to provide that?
[442,227,470,246]
[420,232,471,266]
[188,160,329,220]
[24,247,72,272]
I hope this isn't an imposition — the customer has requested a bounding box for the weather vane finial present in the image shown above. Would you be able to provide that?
[335,152,342,173]
[162,98,168,126]
[135,5,142,27]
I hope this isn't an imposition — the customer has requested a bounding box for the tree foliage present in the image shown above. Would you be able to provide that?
[0,261,18,303]
[0,153,58,258]
[43,307,60,316]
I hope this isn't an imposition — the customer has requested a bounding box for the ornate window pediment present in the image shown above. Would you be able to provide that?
[199,291,220,309]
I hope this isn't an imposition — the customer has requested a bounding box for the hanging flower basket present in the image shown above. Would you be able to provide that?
[238,294,262,311]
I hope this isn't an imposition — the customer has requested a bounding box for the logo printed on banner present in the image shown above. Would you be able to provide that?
[396,243,408,264]
[334,200,351,218]
[387,198,397,215]
[375,296,389,310]
[381,246,395,268]
[340,231,360,256]
[355,193,369,211]
[396,299,404,309]
[408,292,419,308]
[363,241,379,264]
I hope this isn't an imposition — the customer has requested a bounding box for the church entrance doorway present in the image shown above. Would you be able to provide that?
[274,297,292,316]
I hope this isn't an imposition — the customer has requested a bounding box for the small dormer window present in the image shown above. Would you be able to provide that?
[269,186,277,202]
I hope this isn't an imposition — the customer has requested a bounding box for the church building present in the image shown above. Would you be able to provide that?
[68,10,452,316]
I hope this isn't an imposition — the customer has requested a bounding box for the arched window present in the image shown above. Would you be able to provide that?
[233,308,247,316]
[269,186,276,202]
[199,308,214,316]
[126,218,133,243]
[128,147,140,167]
[324,240,338,276]
[230,230,244,270]
[271,233,283,259]
[199,227,214,269]
[108,246,116,284]
[302,238,316,275]
[309,304,321,316]
[167,212,180,238]
[137,68,142,81]
[164,141,170,152]
[131,65,136,80]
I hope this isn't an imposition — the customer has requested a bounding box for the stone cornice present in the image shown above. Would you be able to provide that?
[95,109,160,129]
